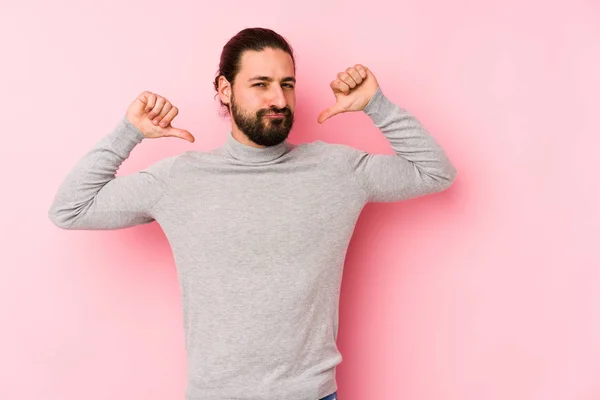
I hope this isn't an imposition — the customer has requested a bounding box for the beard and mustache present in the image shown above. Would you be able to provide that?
[230,92,294,147]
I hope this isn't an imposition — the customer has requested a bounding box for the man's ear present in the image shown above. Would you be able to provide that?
[218,76,231,105]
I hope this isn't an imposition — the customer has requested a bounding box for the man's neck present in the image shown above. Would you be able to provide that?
[231,125,265,149]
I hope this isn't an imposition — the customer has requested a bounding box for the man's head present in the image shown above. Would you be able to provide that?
[214,28,296,147]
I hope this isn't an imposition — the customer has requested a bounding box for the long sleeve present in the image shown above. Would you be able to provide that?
[48,116,178,230]
[341,86,457,203]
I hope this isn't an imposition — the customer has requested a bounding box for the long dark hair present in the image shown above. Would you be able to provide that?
[213,27,296,115]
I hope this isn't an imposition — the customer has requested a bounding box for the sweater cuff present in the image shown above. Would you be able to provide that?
[363,87,399,126]
[111,115,146,155]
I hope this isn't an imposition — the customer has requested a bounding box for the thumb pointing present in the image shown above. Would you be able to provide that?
[317,104,342,124]
[165,126,195,143]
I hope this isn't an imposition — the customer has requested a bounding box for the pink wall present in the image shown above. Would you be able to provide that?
[1,0,599,399]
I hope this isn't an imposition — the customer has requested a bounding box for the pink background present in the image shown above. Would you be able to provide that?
[2,0,599,399]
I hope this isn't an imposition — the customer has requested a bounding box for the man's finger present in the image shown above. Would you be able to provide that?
[346,67,363,85]
[337,73,357,89]
[155,102,173,126]
[354,65,368,79]
[317,104,343,124]
[148,97,165,121]
[330,79,350,95]
[144,92,156,113]
[159,106,179,128]
[164,126,195,143]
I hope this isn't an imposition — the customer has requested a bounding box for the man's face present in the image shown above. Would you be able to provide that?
[228,48,296,147]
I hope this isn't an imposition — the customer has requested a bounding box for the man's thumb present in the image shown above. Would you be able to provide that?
[164,126,195,143]
[317,104,342,124]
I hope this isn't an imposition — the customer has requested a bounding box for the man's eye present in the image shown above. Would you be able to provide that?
[252,83,294,88]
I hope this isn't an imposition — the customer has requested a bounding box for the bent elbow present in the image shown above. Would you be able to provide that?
[48,209,71,229]
[48,202,78,229]
[425,164,457,194]
[440,164,458,190]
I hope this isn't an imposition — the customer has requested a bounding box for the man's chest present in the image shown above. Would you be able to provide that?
[155,169,365,255]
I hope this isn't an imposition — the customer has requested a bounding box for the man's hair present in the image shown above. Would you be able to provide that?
[213,27,296,116]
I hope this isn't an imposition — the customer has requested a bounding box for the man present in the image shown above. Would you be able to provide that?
[49,27,457,400]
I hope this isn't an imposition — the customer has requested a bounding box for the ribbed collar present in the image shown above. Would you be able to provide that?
[223,130,289,163]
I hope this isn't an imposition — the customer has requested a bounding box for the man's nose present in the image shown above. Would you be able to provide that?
[267,85,287,110]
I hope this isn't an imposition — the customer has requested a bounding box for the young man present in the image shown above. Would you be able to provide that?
[49,27,457,400]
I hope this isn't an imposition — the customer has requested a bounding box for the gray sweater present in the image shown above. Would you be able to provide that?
[48,87,457,400]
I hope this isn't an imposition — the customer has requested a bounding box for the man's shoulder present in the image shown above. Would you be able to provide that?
[290,139,362,158]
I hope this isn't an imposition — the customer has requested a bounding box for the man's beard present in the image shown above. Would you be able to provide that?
[230,93,294,147]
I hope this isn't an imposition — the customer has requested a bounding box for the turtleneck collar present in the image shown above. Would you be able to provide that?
[223,130,289,163]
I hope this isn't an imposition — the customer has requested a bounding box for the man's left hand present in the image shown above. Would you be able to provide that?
[317,64,379,124]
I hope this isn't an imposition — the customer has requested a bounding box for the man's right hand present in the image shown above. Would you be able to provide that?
[126,91,195,143]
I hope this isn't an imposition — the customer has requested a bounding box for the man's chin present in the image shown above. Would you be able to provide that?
[259,132,290,146]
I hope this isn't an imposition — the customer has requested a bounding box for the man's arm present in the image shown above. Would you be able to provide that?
[48,91,194,230]
[342,86,457,203]
[48,116,177,230]
[318,64,456,203]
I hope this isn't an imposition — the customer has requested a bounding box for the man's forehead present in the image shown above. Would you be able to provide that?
[238,49,295,79]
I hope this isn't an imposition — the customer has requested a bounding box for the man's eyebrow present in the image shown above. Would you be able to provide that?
[248,76,296,83]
